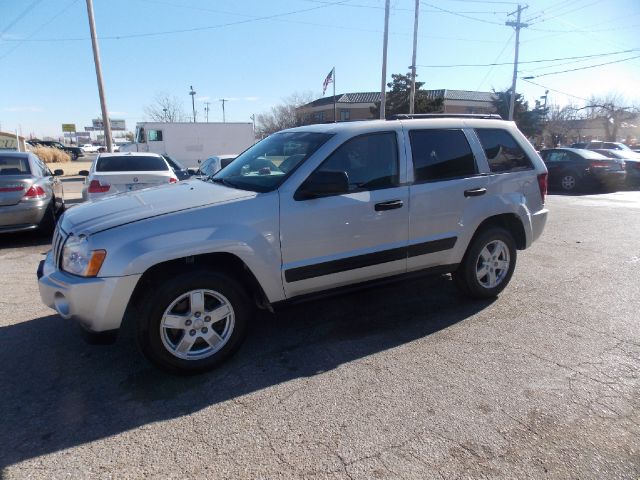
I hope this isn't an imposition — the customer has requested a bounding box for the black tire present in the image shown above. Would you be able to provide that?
[37,201,56,235]
[137,270,250,375]
[453,227,517,299]
[559,171,580,192]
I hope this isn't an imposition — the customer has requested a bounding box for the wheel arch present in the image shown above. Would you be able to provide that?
[470,213,527,251]
[124,252,271,332]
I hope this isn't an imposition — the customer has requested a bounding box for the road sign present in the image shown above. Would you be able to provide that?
[62,124,76,133]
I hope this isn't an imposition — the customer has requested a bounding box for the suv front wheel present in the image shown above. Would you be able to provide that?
[137,271,249,374]
[453,227,517,299]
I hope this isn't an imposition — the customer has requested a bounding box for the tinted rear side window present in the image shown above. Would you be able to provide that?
[475,129,533,173]
[96,155,168,172]
[409,129,476,182]
[0,156,30,175]
[221,157,235,169]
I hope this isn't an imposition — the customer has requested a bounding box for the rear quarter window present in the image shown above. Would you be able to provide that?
[96,155,169,172]
[475,128,534,173]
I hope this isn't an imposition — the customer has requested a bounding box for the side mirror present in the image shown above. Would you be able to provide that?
[78,170,90,176]
[294,170,349,200]
[53,169,64,176]
[187,168,198,175]
[197,159,202,164]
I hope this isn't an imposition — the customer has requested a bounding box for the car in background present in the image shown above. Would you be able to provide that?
[0,151,65,234]
[161,154,192,181]
[196,155,237,178]
[592,149,640,186]
[539,147,626,192]
[81,144,101,153]
[80,152,178,201]
[570,141,633,151]
[27,140,84,161]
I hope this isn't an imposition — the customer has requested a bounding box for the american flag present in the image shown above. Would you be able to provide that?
[322,68,334,96]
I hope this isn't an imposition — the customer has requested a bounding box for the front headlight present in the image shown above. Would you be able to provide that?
[61,234,106,277]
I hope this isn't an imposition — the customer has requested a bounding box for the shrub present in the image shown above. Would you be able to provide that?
[29,146,71,163]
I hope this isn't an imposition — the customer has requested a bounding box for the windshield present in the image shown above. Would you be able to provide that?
[162,155,185,170]
[212,132,332,192]
[0,156,30,175]
[96,155,169,172]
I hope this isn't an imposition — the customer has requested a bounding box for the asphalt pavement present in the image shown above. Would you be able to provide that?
[0,191,638,479]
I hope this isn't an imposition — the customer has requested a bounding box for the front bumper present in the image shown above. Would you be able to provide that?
[37,251,141,332]
[0,200,47,232]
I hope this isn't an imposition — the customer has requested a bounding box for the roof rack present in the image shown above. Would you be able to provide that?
[389,113,503,120]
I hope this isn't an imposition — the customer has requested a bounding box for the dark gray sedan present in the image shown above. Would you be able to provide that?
[0,152,64,234]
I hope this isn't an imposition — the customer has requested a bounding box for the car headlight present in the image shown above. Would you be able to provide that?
[61,234,106,277]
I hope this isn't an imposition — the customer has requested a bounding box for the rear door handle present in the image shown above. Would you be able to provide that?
[464,187,487,197]
[375,199,403,211]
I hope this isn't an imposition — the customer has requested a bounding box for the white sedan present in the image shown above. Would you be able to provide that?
[80,152,178,201]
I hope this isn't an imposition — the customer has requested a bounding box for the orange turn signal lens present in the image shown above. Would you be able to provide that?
[86,250,107,277]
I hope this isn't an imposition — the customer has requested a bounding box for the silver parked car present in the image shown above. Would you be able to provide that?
[38,115,548,374]
[0,151,64,234]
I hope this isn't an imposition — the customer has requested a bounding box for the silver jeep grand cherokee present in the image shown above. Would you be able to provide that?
[38,115,548,374]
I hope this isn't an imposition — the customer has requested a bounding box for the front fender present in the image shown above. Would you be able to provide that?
[91,193,285,303]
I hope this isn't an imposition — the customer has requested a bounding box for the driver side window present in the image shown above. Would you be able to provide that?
[315,132,399,192]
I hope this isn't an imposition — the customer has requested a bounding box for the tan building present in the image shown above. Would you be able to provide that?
[297,89,496,124]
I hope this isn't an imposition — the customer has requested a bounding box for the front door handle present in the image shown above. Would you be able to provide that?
[464,187,487,197]
[375,199,403,211]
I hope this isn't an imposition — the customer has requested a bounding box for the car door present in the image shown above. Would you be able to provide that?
[404,127,489,272]
[540,150,567,186]
[34,156,63,210]
[279,131,409,298]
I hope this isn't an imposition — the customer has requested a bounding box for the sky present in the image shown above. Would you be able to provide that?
[0,0,638,139]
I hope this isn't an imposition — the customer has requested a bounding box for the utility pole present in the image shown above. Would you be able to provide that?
[219,99,228,123]
[506,4,528,121]
[250,114,255,135]
[86,0,113,152]
[204,102,210,123]
[189,85,196,122]
[380,0,390,120]
[409,0,420,114]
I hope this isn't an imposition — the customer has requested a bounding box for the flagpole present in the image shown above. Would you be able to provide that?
[333,67,336,123]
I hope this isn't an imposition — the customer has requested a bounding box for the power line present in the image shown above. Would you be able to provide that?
[521,78,589,102]
[524,0,593,24]
[0,0,80,61]
[0,0,45,37]
[420,2,504,25]
[524,54,640,78]
[527,0,602,26]
[476,31,514,90]
[0,0,508,46]
[416,48,638,68]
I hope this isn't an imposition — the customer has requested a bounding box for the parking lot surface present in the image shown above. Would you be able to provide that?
[0,191,638,479]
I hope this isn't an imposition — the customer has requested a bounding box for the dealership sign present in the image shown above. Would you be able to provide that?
[92,118,126,131]
[62,123,76,133]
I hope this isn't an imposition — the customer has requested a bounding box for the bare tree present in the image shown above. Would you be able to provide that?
[544,103,583,146]
[583,93,638,141]
[144,92,187,122]
[255,91,316,138]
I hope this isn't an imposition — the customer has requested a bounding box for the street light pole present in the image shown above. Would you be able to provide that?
[85,0,113,152]
[379,0,390,120]
[409,0,420,115]
[506,4,528,121]
[219,99,228,123]
[189,85,196,122]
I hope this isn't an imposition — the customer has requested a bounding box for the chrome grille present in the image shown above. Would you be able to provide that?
[52,226,67,269]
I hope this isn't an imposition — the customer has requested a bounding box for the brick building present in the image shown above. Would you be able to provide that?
[296,89,496,124]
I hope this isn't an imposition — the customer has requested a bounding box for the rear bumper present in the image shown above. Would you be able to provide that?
[38,251,141,333]
[590,170,626,186]
[522,208,548,248]
[0,200,47,232]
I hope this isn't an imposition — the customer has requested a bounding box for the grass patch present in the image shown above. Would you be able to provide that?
[29,146,71,163]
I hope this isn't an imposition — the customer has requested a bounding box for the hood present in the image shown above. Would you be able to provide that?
[61,180,255,235]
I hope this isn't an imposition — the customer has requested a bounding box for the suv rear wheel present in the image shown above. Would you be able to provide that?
[453,227,517,299]
[137,271,249,374]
